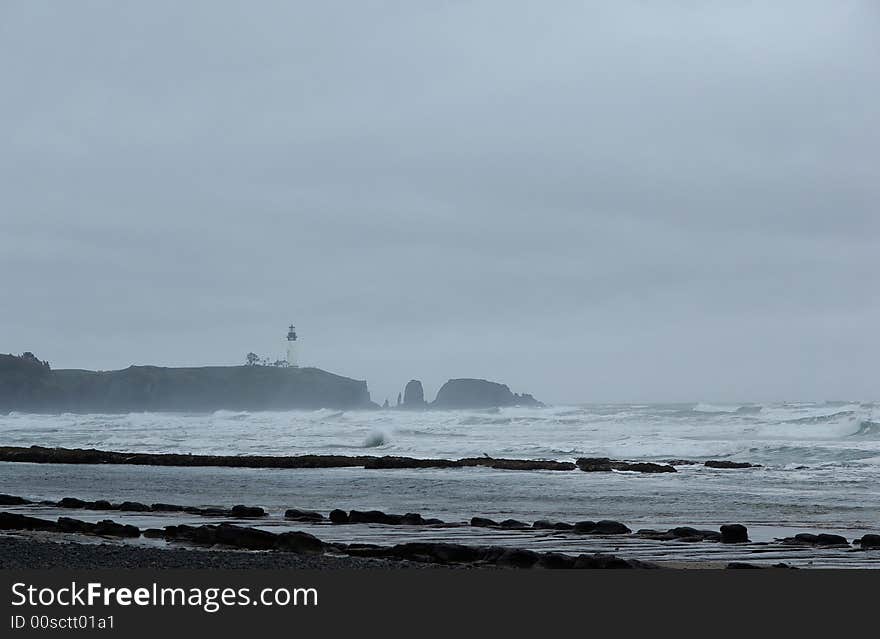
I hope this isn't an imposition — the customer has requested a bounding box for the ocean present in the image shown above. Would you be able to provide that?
[1,402,877,540]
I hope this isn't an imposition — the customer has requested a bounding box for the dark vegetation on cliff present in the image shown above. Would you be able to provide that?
[0,353,371,412]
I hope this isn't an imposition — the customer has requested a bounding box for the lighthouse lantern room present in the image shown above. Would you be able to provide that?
[286,324,298,367]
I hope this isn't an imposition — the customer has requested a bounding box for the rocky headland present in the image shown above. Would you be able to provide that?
[0,353,373,412]
[1,353,544,412]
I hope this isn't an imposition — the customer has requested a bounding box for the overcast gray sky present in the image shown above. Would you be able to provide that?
[1,1,877,404]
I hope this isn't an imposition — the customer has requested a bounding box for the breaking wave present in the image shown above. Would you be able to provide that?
[691,403,759,414]
[784,411,856,425]
[852,420,880,437]
[362,430,390,448]
[459,416,512,426]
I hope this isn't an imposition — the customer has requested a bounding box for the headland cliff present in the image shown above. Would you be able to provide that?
[0,353,372,412]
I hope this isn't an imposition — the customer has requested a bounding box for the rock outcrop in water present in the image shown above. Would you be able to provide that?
[431,378,543,409]
[576,458,676,473]
[0,446,575,471]
[0,353,373,412]
[401,380,426,408]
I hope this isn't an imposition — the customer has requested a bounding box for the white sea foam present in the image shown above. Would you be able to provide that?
[1,402,878,464]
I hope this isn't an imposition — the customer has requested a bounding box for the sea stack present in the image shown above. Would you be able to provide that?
[431,378,543,409]
[402,380,427,409]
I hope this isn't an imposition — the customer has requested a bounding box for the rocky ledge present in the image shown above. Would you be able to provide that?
[0,446,767,474]
[5,492,878,568]
[576,458,677,473]
[0,447,577,471]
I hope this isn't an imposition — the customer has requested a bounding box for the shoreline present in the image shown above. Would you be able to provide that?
[0,534,733,570]
[0,532,735,570]
[0,534,426,569]
[4,492,878,569]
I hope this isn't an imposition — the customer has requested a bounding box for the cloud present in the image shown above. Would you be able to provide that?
[1,1,877,402]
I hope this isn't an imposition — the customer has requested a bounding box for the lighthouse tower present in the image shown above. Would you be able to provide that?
[285,324,298,367]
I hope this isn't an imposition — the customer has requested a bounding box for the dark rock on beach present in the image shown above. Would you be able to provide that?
[151,503,185,512]
[668,527,721,542]
[348,510,404,525]
[726,562,763,569]
[214,524,276,550]
[284,508,324,522]
[423,518,447,526]
[118,501,151,512]
[0,512,58,532]
[94,520,140,537]
[496,548,540,568]
[389,542,486,565]
[329,509,349,524]
[230,505,266,518]
[58,497,89,509]
[634,529,673,540]
[635,527,721,542]
[275,531,324,554]
[537,552,576,569]
[57,517,96,534]
[574,520,631,535]
[728,560,797,569]
[499,519,530,530]
[856,534,880,548]
[532,520,574,530]
[0,494,32,505]
[593,520,632,534]
[781,533,850,547]
[471,517,499,528]
[1,512,135,538]
[720,524,749,543]
[164,524,212,544]
[573,553,646,569]
[361,542,651,569]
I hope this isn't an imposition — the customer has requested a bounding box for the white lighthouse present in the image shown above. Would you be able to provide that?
[285,324,299,367]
